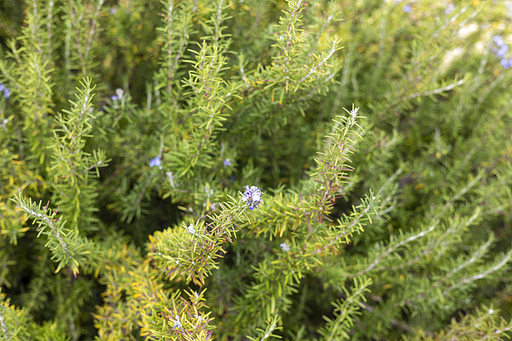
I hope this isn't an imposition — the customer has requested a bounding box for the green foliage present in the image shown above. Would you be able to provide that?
[1,0,512,340]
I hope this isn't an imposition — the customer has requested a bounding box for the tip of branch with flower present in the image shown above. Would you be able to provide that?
[242,185,263,210]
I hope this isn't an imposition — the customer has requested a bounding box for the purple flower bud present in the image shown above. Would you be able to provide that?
[111,95,118,101]
[149,156,161,168]
[0,84,4,92]
[403,4,412,13]
[4,88,10,99]
[223,158,232,167]
[242,185,263,210]
[500,58,510,69]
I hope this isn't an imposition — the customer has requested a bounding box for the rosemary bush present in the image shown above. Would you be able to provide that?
[1,0,512,340]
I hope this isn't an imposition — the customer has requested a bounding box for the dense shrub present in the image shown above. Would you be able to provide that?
[1,0,512,340]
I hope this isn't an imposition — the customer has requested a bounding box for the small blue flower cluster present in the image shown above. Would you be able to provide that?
[402,4,412,13]
[110,88,124,108]
[242,185,263,210]
[493,36,512,69]
[395,0,412,13]
[0,84,10,99]
[111,88,124,101]
[173,315,182,330]
[186,224,196,235]
[444,3,455,15]
[149,156,161,168]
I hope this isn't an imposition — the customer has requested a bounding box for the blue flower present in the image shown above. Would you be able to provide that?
[444,3,455,15]
[242,185,263,210]
[111,95,118,101]
[173,315,182,330]
[403,4,412,13]
[493,36,505,47]
[223,158,232,167]
[186,224,196,235]
[496,45,509,59]
[149,156,161,168]
[4,88,10,99]
[115,88,124,98]
[280,242,290,252]
[501,59,510,69]
[110,8,117,14]
[0,84,4,92]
